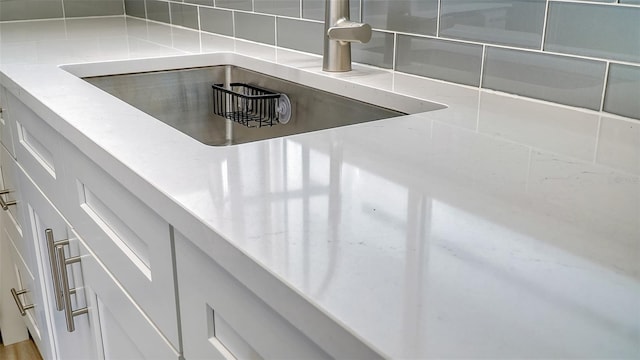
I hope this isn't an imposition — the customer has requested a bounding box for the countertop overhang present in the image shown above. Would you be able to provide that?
[1,16,638,359]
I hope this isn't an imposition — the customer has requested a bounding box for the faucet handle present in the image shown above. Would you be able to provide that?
[328,19,372,44]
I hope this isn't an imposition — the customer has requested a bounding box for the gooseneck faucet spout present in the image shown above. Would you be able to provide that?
[323,0,372,72]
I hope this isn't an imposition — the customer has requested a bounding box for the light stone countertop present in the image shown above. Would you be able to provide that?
[1,16,639,359]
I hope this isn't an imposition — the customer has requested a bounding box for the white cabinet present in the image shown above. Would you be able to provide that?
[175,231,331,360]
[78,240,180,360]
[18,162,178,360]
[2,87,181,360]
[18,166,97,360]
[4,229,52,360]
[61,141,181,350]
[0,142,34,348]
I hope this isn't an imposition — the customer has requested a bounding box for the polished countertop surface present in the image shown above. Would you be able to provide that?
[1,16,639,359]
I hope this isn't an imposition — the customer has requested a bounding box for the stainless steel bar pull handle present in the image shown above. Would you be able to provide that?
[45,229,68,311]
[0,189,17,211]
[11,288,34,316]
[55,245,88,332]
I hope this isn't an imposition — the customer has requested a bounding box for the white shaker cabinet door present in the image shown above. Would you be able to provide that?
[61,142,180,350]
[18,167,97,360]
[78,239,180,360]
[4,230,52,359]
[175,231,331,360]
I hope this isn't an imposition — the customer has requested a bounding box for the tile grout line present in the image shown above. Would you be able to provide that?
[478,45,487,88]
[231,10,235,38]
[550,0,640,7]
[274,14,278,47]
[540,0,550,51]
[436,0,441,37]
[599,61,610,112]
[197,5,202,52]
[392,32,397,71]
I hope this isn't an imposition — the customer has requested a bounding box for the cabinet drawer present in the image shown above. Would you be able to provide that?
[0,145,30,266]
[79,240,180,360]
[175,231,330,360]
[0,86,15,157]
[7,91,69,209]
[62,143,180,350]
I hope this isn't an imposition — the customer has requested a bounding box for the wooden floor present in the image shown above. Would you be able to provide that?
[0,339,43,360]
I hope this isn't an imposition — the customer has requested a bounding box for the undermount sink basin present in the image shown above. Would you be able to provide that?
[74,55,444,146]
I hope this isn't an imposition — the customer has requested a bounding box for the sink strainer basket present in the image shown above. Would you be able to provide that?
[212,83,291,127]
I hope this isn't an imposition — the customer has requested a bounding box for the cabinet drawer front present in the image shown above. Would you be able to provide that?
[63,144,180,350]
[175,232,330,360]
[7,92,69,209]
[0,87,15,157]
[5,229,53,360]
[1,145,28,262]
[80,241,180,360]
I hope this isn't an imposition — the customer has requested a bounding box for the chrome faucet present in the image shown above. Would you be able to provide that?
[323,0,372,72]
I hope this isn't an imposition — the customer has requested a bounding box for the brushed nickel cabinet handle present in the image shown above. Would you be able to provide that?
[0,189,17,211]
[11,288,34,316]
[45,228,68,311]
[55,245,88,332]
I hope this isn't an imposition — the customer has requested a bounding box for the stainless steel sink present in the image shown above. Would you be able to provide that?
[84,66,407,146]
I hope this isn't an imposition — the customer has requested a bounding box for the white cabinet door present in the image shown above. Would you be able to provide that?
[3,225,52,359]
[18,167,97,360]
[78,239,180,360]
[0,210,29,345]
[175,231,331,360]
[61,142,180,350]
